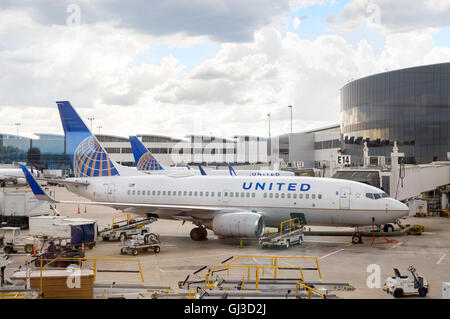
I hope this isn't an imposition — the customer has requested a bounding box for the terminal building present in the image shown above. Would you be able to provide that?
[1,63,448,209]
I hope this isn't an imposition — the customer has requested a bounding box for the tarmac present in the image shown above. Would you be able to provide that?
[11,186,450,299]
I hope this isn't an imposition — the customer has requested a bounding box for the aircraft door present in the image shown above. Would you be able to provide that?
[105,183,116,201]
[339,187,350,209]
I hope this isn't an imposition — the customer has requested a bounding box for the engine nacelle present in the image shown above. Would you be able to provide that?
[16,178,27,185]
[211,212,265,238]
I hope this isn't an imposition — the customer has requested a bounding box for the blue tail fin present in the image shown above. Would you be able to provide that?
[56,101,119,177]
[228,164,237,176]
[129,136,164,171]
[198,165,207,176]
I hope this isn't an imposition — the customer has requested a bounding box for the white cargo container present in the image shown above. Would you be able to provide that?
[443,283,450,299]
[0,190,54,228]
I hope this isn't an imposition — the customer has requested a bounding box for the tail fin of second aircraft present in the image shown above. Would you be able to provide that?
[129,136,164,171]
[57,101,124,177]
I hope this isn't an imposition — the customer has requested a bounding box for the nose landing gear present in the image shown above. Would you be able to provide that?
[352,232,363,244]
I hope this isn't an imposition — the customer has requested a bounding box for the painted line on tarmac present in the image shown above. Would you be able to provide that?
[390,242,403,249]
[437,254,447,265]
[423,232,435,235]
[318,248,344,260]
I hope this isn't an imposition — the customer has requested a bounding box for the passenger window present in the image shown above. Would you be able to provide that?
[264,193,267,198]
[211,192,215,197]
[194,191,198,196]
[137,190,140,195]
[312,194,316,199]
[287,194,291,199]
[162,191,166,196]
[168,191,171,196]
[157,191,161,196]
[217,192,221,197]
[152,191,156,196]
[241,193,245,198]
[235,192,239,197]
[189,191,192,196]
[305,194,309,199]
[230,192,234,197]
[147,191,151,196]
[275,193,279,198]
[318,194,322,199]
[293,194,297,199]
[224,192,228,197]
[200,192,203,197]
[299,194,303,199]
[246,193,250,198]
[281,193,285,199]
[251,193,255,198]
[205,192,209,197]
[132,190,135,195]
[178,191,182,196]
[127,190,130,195]
[366,193,373,199]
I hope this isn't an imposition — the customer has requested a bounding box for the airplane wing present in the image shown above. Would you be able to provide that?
[19,165,235,218]
[35,177,90,186]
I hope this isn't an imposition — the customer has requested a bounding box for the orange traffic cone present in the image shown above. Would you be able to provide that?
[84,205,87,214]
[77,205,80,214]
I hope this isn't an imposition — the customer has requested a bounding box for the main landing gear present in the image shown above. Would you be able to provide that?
[352,232,363,244]
[190,226,208,241]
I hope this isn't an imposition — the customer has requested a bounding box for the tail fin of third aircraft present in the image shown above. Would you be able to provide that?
[129,136,164,171]
[57,101,122,177]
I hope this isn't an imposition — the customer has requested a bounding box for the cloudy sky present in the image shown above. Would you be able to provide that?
[0,0,449,140]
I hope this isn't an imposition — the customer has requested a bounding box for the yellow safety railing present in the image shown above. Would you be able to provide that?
[204,255,322,290]
[0,293,28,299]
[39,257,145,297]
[226,255,322,280]
[279,218,302,236]
[295,281,325,299]
[188,288,197,299]
[112,213,133,228]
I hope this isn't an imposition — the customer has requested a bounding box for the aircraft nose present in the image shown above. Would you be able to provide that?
[392,199,410,218]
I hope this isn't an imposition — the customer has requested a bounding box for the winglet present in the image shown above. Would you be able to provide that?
[19,165,58,203]
[228,164,237,176]
[198,165,207,176]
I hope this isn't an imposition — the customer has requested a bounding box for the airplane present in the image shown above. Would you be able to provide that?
[129,135,294,177]
[19,101,410,243]
[0,166,40,187]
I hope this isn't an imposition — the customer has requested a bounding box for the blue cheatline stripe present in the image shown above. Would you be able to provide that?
[19,165,45,196]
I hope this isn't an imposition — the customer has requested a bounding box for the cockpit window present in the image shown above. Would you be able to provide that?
[366,193,373,199]
[373,193,381,199]
[381,193,388,198]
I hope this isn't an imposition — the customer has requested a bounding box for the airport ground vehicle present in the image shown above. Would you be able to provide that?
[0,227,38,254]
[384,266,429,298]
[99,214,156,241]
[30,216,97,250]
[120,233,160,256]
[33,238,85,268]
[0,190,55,228]
[259,218,304,249]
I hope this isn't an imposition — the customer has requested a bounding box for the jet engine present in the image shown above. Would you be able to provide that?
[211,212,265,238]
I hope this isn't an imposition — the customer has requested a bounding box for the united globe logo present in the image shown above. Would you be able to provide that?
[137,152,163,171]
[73,136,119,177]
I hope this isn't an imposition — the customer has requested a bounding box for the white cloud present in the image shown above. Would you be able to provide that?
[0,2,449,140]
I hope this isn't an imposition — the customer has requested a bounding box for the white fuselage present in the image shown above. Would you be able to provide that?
[142,168,294,177]
[0,168,27,185]
[65,175,409,228]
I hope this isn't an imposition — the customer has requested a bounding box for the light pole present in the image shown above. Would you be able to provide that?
[97,125,102,134]
[14,122,21,137]
[88,117,95,131]
[288,105,293,134]
[267,113,271,138]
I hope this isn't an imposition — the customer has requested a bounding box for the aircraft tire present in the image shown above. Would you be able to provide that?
[190,228,203,241]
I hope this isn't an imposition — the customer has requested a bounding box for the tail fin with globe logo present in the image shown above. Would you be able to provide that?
[56,101,122,177]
